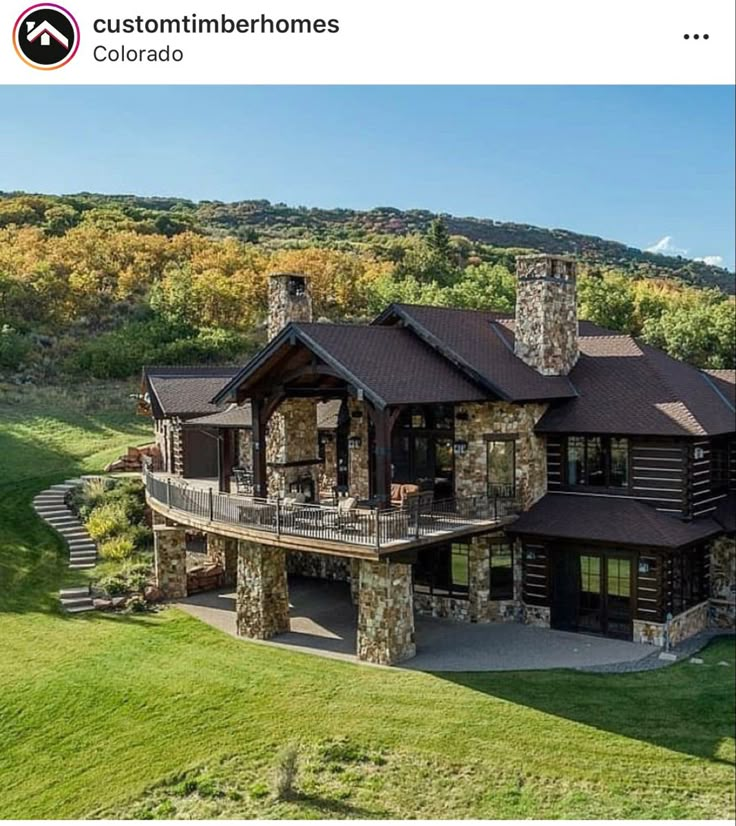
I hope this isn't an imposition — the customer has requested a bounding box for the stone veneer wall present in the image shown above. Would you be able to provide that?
[266,398,320,499]
[633,600,710,648]
[523,604,551,627]
[153,525,188,599]
[207,533,238,587]
[347,399,370,500]
[357,559,416,665]
[709,535,736,629]
[236,540,290,639]
[514,255,578,376]
[286,550,351,582]
[237,428,252,471]
[454,401,548,510]
[413,531,520,623]
[319,438,338,496]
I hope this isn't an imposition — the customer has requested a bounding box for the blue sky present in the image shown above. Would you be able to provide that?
[1,85,734,269]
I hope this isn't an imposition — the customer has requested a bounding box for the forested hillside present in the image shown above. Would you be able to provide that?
[1,191,734,382]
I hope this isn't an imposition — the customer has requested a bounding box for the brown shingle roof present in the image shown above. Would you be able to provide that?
[143,366,239,418]
[377,304,577,401]
[537,336,735,436]
[184,402,252,429]
[294,323,488,406]
[508,493,722,548]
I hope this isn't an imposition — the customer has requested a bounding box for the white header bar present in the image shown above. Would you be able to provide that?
[1,0,734,84]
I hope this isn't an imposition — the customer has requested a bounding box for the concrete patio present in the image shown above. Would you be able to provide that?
[175,576,656,671]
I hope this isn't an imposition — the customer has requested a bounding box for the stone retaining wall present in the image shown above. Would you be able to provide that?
[634,600,710,647]
[286,550,351,582]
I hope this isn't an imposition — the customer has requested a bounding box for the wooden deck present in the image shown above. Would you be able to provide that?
[145,471,510,559]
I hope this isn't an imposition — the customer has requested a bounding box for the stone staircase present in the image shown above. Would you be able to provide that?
[33,476,101,614]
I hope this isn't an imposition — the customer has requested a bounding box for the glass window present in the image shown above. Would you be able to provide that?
[610,438,630,487]
[413,544,469,599]
[711,437,729,495]
[487,439,515,497]
[567,436,585,485]
[670,546,706,616]
[490,542,514,600]
[451,544,469,591]
[607,558,631,597]
[580,555,601,593]
[566,436,630,488]
[586,437,605,486]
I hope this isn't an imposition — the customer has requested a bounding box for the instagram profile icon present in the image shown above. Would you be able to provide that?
[13,4,80,70]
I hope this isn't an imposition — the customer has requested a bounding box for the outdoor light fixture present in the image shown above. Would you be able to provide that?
[694,447,705,460]
[453,439,469,456]
[319,432,334,444]
[351,409,363,419]
[348,435,362,450]
[526,550,537,561]
[638,560,651,574]
[456,409,469,421]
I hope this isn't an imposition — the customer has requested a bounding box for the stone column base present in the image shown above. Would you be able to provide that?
[357,559,415,665]
[236,541,290,639]
[153,525,188,599]
[522,603,550,627]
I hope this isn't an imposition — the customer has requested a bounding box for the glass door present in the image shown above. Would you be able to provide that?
[605,557,633,638]
[577,554,603,633]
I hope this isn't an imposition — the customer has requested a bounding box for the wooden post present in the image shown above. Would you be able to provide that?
[371,406,396,509]
[251,398,268,499]
[208,487,214,522]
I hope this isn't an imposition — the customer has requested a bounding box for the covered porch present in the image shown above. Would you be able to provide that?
[175,576,656,671]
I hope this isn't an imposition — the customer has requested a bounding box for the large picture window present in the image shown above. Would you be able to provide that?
[490,542,514,600]
[487,438,516,497]
[414,542,469,599]
[565,435,629,488]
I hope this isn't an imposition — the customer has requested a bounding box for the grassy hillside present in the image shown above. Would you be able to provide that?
[0,383,734,819]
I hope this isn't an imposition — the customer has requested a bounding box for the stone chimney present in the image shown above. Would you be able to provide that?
[514,254,579,376]
[265,272,319,500]
[268,273,312,340]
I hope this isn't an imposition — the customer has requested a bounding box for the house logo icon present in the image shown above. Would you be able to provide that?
[13,4,79,70]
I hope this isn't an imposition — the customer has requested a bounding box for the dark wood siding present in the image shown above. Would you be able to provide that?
[546,436,563,490]
[631,440,687,515]
[521,542,549,605]
[730,437,736,492]
[634,552,664,623]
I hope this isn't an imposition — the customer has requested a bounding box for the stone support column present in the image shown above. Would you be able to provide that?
[357,559,415,664]
[468,535,491,622]
[236,541,290,639]
[153,525,188,599]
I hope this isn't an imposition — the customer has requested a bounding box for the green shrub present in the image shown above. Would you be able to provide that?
[125,523,153,551]
[99,535,135,561]
[0,325,32,371]
[95,561,150,596]
[86,502,129,541]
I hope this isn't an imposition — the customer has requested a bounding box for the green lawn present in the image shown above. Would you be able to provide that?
[1,384,734,819]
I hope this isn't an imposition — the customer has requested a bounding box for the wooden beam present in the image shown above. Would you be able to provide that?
[251,398,268,498]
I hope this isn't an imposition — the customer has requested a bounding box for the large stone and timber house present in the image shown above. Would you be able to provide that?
[140,256,736,664]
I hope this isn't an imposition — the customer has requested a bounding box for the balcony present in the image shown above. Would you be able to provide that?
[144,470,513,558]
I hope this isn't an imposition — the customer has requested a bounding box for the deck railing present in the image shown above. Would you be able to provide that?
[144,469,511,550]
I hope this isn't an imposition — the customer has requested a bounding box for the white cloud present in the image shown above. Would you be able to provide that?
[694,255,724,267]
[645,235,688,257]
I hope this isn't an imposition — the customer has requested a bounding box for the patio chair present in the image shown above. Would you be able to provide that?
[324,496,359,532]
